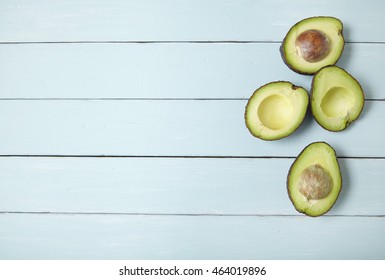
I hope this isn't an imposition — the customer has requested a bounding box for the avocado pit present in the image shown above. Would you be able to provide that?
[299,164,332,200]
[295,29,330,63]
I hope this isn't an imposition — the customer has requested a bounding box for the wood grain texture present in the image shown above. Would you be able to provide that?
[0,43,382,99]
[0,100,383,157]
[0,0,384,42]
[1,214,384,259]
[0,157,384,216]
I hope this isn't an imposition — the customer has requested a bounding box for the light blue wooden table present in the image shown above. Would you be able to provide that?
[0,0,384,259]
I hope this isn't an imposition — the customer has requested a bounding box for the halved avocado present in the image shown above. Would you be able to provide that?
[311,65,365,131]
[281,16,345,75]
[287,142,342,217]
[245,81,309,140]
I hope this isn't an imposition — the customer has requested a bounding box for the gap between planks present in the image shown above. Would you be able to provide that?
[0,98,384,101]
[1,41,385,45]
[0,155,384,159]
[0,211,384,218]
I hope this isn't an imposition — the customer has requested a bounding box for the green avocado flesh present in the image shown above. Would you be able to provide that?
[287,142,342,217]
[245,81,309,140]
[311,66,365,131]
[281,16,344,75]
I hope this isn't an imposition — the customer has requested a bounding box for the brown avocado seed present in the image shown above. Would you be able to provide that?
[295,30,330,63]
[299,164,332,200]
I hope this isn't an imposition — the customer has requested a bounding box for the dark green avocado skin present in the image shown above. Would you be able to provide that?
[280,16,345,75]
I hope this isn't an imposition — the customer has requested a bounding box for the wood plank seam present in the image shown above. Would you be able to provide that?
[1,41,385,44]
[1,211,384,218]
[1,155,384,159]
[0,98,384,101]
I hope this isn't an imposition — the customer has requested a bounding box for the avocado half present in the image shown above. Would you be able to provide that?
[311,65,365,131]
[280,16,345,75]
[287,142,342,217]
[245,81,309,141]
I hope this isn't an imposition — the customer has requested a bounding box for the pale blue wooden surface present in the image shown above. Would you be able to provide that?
[0,0,384,42]
[1,214,384,260]
[0,43,383,99]
[1,157,384,216]
[0,100,383,157]
[0,0,384,260]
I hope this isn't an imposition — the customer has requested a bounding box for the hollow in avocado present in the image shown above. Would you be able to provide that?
[287,142,342,217]
[245,81,309,141]
[280,16,345,75]
[311,65,365,131]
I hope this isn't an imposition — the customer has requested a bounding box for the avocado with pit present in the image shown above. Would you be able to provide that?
[311,65,365,131]
[287,142,342,217]
[245,81,309,141]
[280,16,345,75]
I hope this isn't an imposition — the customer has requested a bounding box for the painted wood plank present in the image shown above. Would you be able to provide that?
[0,100,383,157]
[0,43,382,100]
[0,157,384,216]
[0,0,384,43]
[0,214,384,259]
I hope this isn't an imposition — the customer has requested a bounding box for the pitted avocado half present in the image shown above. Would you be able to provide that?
[245,81,309,141]
[280,16,345,75]
[311,65,365,131]
[287,142,342,217]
